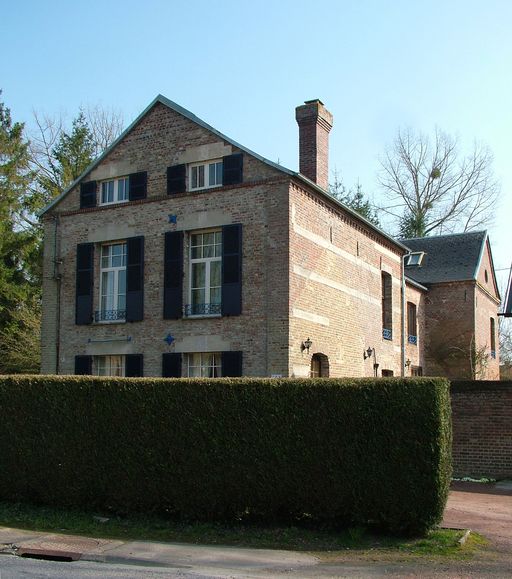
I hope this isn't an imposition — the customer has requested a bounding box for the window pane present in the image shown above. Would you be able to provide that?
[198,165,204,188]
[192,288,205,307]
[203,235,215,257]
[191,234,202,259]
[210,287,221,305]
[192,262,205,288]
[118,178,129,201]
[210,261,221,287]
[118,270,126,310]
[209,163,215,186]
[101,271,115,310]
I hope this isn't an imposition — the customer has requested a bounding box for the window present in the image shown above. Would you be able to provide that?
[100,177,129,205]
[97,242,127,322]
[407,302,417,345]
[382,369,394,377]
[411,366,423,376]
[95,355,125,376]
[405,252,424,267]
[382,272,393,340]
[189,160,223,191]
[490,317,496,358]
[186,352,221,377]
[186,231,222,316]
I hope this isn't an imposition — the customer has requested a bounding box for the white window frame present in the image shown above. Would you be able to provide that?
[95,355,125,376]
[100,177,130,205]
[98,242,127,323]
[187,229,222,317]
[189,159,223,191]
[185,352,221,378]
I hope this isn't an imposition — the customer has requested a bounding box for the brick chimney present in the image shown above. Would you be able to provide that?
[295,99,333,190]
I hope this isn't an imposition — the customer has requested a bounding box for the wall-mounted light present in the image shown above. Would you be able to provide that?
[301,337,313,353]
[405,359,412,368]
[363,347,374,360]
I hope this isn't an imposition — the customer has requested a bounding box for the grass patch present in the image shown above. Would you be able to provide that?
[0,501,485,558]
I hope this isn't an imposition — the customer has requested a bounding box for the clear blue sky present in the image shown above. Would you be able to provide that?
[1,0,510,290]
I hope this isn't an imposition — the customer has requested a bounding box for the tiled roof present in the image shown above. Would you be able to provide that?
[401,231,487,285]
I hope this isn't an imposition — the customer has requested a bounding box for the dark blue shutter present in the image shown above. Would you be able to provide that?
[75,355,93,375]
[80,181,97,208]
[76,243,94,325]
[167,164,186,194]
[222,224,242,316]
[162,353,182,377]
[221,351,243,377]
[125,354,143,377]
[128,171,147,201]
[126,236,144,322]
[222,153,243,186]
[164,231,184,319]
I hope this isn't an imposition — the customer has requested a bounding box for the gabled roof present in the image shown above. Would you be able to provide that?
[401,231,491,285]
[39,95,407,252]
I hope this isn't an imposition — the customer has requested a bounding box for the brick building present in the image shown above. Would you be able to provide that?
[40,95,500,379]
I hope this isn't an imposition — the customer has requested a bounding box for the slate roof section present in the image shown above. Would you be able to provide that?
[401,231,487,285]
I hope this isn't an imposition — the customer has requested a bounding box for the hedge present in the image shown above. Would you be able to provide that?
[0,375,452,534]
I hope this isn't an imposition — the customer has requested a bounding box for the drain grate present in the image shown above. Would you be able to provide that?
[18,547,80,562]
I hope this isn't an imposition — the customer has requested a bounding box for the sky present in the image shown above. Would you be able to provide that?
[1,0,511,295]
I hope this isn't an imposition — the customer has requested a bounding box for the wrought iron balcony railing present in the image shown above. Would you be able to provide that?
[95,309,126,322]
[382,328,393,341]
[408,334,418,345]
[183,303,221,317]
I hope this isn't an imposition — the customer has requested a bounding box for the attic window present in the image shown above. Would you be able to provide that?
[189,160,223,191]
[100,177,129,205]
[405,252,424,267]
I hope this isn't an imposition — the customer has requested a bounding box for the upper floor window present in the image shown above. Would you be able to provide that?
[407,302,417,345]
[97,242,127,322]
[382,272,393,340]
[186,231,222,316]
[100,177,129,205]
[490,317,496,358]
[189,160,223,191]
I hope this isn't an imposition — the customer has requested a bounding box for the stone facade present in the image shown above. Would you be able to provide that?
[40,96,499,379]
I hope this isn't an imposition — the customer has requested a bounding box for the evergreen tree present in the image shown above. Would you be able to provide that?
[36,111,95,203]
[0,92,40,373]
[329,173,381,227]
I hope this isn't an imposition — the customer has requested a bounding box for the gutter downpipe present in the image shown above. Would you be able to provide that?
[401,253,411,377]
[53,215,61,375]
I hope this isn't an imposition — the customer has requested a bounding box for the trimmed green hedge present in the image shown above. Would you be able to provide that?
[0,376,451,534]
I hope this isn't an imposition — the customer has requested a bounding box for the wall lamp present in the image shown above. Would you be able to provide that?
[363,347,374,360]
[301,337,313,353]
[405,359,412,368]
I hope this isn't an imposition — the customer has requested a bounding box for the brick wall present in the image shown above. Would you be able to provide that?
[288,181,406,377]
[451,380,512,479]
[41,102,291,377]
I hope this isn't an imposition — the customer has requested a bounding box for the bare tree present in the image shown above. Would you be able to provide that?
[84,104,124,156]
[379,128,500,238]
[28,105,124,210]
